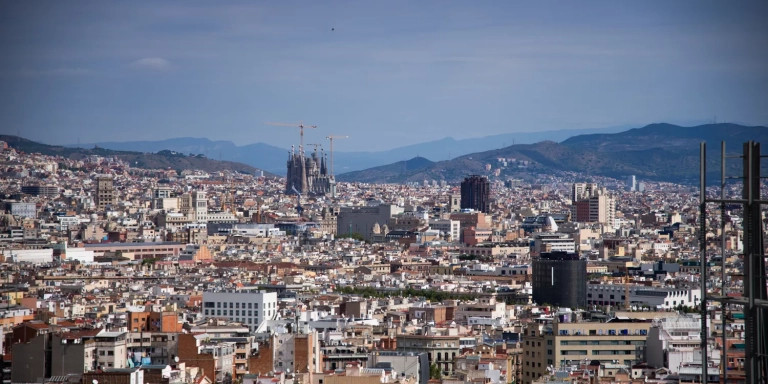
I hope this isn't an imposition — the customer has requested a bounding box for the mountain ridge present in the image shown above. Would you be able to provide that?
[72,125,632,175]
[337,123,768,184]
[1,135,273,176]
[336,156,435,183]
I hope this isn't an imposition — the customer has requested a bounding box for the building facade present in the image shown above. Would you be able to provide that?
[587,284,702,310]
[645,315,710,374]
[532,233,576,255]
[454,294,507,325]
[532,252,586,308]
[202,290,278,332]
[369,351,429,384]
[83,241,185,260]
[21,185,59,198]
[396,333,461,376]
[95,175,117,211]
[337,204,404,241]
[571,183,615,225]
[9,202,36,218]
[521,319,652,384]
[460,175,490,213]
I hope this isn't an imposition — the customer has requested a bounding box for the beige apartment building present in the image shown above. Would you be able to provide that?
[95,175,117,211]
[397,331,461,375]
[521,318,652,384]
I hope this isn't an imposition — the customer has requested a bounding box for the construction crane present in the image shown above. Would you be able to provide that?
[291,186,304,215]
[326,135,349,178]
[266,121,317,151]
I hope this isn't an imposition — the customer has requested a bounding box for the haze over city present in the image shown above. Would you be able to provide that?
[1,1,767,151]
[2,2,768,383]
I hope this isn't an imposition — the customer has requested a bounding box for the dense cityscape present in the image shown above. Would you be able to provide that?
[0,134,765,384]
[2,1,767,382]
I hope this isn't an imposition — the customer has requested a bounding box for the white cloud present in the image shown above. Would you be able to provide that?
[130,57,171,71]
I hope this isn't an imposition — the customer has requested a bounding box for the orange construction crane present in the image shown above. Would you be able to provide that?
[326,135,348,178]
[266,121,317,150]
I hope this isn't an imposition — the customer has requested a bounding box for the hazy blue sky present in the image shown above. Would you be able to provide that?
[1,1,766,151]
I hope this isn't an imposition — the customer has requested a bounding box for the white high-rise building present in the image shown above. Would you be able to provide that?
[192,191,208,223]
[645,315,714,374]
[177,190,209,223]
[429,218,460,241]
[203,290,278,332]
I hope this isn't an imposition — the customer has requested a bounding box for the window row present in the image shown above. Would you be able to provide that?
[205,309,259,317]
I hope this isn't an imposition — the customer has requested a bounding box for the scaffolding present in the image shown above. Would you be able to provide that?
[699,141,768,383]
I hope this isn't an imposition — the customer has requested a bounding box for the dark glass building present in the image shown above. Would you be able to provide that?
[460,175,490,213]
[532,251,586,308]
[21,185,59,198]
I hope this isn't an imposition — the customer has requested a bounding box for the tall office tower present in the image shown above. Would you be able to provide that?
[571,182,598,202]
[626,175,637,191]
[192,191,208,223]
[571,182,615,225]
[460,175,490,213]
[95,175,117,211]
[179,190,209,223]
[286,147,331,195]
[532,251,586,308]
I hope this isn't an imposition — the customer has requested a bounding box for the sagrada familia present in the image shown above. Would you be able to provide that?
[285,146,332,195]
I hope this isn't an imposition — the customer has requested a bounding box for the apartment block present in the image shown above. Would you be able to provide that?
[178,332,235,383]
[337,204,404,241]
[91,331,129,370]
[126,331,179,366]
[646,315,711,374]
[571,183,615,225]
[587,284,702,310]
[521,319,651,384]
[397,330,461,375]
[95,175,117,211]
[454,294,506,325]
[202,290,278,332]
[127,311,182,333]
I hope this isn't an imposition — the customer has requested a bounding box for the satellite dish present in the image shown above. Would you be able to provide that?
[175,356,180,363]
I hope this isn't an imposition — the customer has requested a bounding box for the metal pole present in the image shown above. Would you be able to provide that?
[720,141,727,384]
[742,141,768,383]
[699,142,708,382]
[744,142,755,383]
